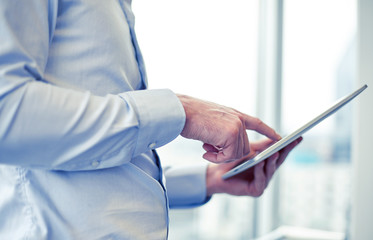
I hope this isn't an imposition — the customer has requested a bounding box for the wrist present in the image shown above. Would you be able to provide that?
[176,94,199,139]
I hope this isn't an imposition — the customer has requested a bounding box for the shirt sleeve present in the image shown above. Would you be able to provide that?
[0,0,185,170]
[164,163,212,208]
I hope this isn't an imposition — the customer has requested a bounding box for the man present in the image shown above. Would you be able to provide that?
[0,0,301,239]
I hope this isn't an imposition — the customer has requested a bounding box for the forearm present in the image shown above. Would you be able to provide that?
[164,163,211,208]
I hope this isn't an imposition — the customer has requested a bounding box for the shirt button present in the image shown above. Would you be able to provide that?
[91,160,100,167]
[148,142,157,149]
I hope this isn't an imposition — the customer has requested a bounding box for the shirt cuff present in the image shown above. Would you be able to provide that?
[119,89,186,157]
[165,163,211,208]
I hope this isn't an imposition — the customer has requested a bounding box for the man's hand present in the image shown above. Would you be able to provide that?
[177,94,281,163]
[205,137,302,197]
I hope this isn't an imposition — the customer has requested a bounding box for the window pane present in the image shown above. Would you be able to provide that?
[133,0,259,239]
[280,0,356,233]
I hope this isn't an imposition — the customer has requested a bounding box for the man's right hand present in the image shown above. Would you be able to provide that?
[177,94,281,163]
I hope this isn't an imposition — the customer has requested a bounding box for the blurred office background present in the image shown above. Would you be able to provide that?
[133,0,373,239]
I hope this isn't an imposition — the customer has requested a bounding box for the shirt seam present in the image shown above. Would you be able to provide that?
[118,0,147,89]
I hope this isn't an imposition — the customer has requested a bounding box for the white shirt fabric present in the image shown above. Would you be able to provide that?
[0,0,208,239]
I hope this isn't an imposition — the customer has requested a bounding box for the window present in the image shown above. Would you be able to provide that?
[278,0,356,235]
[133,0,357,238]
[133,0,260,239]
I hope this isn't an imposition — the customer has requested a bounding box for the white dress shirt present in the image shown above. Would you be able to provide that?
[0,0,208,239]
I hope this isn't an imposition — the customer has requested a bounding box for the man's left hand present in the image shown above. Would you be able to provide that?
[206,137,302,197]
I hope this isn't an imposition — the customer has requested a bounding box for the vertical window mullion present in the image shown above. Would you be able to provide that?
[255,0,284,237]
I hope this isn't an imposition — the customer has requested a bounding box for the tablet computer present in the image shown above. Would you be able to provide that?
[222,84,368,180]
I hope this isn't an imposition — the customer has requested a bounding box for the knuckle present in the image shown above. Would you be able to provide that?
[227,119,242,136]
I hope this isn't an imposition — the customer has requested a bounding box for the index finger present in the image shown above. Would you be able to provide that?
[242,115,281,141]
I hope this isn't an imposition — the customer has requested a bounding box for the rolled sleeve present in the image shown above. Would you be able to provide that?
[119,89,186,157]
[165,163,211,208]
